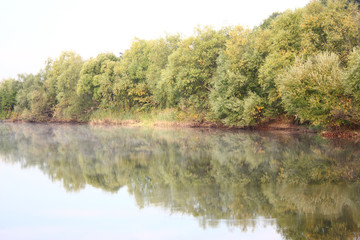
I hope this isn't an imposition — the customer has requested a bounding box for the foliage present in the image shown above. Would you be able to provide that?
[344,47,360,122]
[113,39,152,111]
[0,0,360,128]
[77,53,119,109]
[301,0,360,64]
[15,73,43,116]
[161,26,228,111]
[14,73,51,121]
[25,88,53,121]
[278,52,348,127]
[257,9,303,115]
[257,12,282,30]
[0,78,20,119]
[46,51,84,120]
[210,26,265,126]
[145,34,181,107]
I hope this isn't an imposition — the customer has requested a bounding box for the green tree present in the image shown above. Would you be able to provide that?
[14,73,45,120]
[301,0,360,64]
[278,52,348,127]
[258,9,304,115]
[257,12,282,30]
[45,51,84,119]
[113,39,152,111]
[210,26,265,126]
[344,47,360,122]
[161,26,228,111]
[0,78,20,119]
[77,53,120,111]
[145,35,181,107]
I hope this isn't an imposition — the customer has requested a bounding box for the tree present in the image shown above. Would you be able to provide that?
[113,39,152,111]
[210,26,265,126]
[14,73,45,120]
[45,51,84,119]
[344,47,360,123]
[161,26,228,111]
[278,52,348,127]
[145,34,181,107]
[301,0,360,64]
[258,9,304,115]
[77,53,120,111]
[0,78,20,119]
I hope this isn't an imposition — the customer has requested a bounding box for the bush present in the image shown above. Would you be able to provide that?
[278,52,349,127]
[343,47,360,123]
[0,78,20,119]
[210,26,265,127]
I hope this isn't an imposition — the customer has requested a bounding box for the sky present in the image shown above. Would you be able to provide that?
[0,0,310,80]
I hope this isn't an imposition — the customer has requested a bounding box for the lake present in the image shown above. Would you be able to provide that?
[0,123,359,240]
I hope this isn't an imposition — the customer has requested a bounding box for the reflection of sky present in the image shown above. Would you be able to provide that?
[0,160,282,240]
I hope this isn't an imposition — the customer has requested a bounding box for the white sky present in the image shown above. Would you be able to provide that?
[0,0,310,80]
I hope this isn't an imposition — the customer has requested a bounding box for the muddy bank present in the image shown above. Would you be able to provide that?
[4,118,360,140]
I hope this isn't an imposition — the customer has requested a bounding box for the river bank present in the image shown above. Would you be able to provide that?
[4,117,360,141]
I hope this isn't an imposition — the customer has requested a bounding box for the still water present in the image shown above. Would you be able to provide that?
[0,123,359,240]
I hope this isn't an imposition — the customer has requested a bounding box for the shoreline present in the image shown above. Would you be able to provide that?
[3,118,359,140]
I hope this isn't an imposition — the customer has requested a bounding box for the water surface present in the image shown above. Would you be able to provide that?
[0,123,360,239]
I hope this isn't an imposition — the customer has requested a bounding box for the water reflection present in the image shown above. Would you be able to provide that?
[0,123,360,239]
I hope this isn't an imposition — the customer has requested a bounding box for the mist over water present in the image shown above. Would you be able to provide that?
[0,123,360,240]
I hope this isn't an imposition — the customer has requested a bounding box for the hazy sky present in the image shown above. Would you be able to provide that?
[0,0,310,80]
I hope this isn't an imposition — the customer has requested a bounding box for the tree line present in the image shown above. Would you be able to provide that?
[1,0,360,128]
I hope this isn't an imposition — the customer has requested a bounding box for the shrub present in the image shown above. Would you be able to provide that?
[278,52,348,127]
[343,47,360,123]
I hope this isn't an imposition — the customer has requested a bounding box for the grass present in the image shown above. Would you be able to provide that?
[89,108,178,125]
[88,108,210,126]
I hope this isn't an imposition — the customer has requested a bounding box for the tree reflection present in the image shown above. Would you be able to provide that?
[0,123,360,239]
